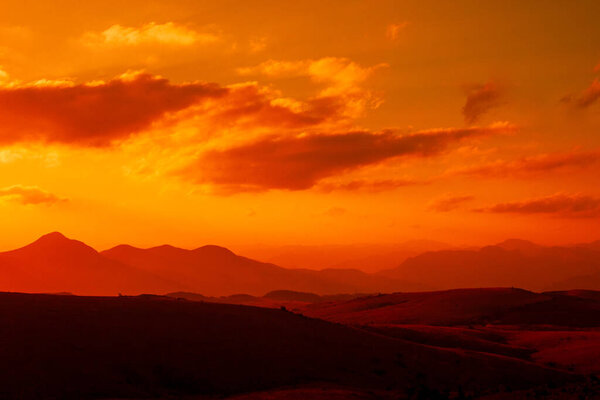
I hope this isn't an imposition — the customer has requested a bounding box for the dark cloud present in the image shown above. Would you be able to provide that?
[0,74,358,147]
[429,195,474,212]
[316,178,424,193]
[573,78,600,109]
[0,73,226,146]
[462,82,503,124]
[450,150,600,178]
[179,124,513,192]
[477,193,600,218]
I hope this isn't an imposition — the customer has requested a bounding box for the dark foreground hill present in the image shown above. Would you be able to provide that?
[0,292,576,399]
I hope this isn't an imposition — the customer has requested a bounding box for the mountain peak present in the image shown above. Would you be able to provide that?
[194,245,235,257]
[22,231,98,254]
[495,239,542,252]
[39,231,68,241]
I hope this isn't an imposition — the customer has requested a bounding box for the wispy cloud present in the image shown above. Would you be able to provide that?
[316,178,424,193]
[476,193,600,218]
[462,81,503,124]
[429,195,475,212]
[449,150,600,178]
[0,185,66,205]
[82,22,219,47]
[386,22,408,41]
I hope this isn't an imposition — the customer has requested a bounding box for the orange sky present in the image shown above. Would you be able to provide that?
[0,0,599,251]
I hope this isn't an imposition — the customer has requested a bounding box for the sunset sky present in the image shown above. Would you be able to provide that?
[0,0,599,251]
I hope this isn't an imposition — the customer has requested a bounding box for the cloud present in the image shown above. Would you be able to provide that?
[0,72,226,146]
[237,57,388,117]
[0,67,399,155]
[239,57,386,90]
[203,82,348,130]
[562,62,600,109]
[428,195,474,212]
[462,82,503,124]
[82,22,219,47]
[386,22,408,41]
[477,193,600,218]
[449,150,600,178]
[248,37,267,53]
[177,123,514,193]
[0,67,8,84]
[237,60,308,77]
[316,178,424,193]
[570,78,600,109]
[0,185,66,205]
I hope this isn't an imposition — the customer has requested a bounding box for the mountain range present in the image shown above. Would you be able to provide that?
[0,232,418,296]
[379,239,600,291]
[1,233,600,296]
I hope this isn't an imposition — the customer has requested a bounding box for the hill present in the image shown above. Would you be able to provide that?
[300,287,600,328]
[0,292,576,399]
[0,232,179,295]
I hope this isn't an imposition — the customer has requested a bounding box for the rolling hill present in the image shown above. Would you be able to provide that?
[0,291,577,399]
[299,287,600,327]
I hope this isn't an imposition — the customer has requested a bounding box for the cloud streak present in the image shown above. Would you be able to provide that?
[429,195,474,212]
[178,123,514,192]
[477,193,600,218]
[0,185,65,205]
[82,22,219,46]
[0,72,226,146]
[572,78,600,109]
[449,150,600,178]
[316,178,424,193]
[462,82,503,124]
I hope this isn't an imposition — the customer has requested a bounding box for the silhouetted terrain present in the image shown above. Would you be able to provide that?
[0,233,420,296]
[0,232,179,295]
[101,242,421,296]
[235,240,451,273]
[379,239,600,291]
[2,233,600,399]
[2,233,600,296]
[299,287,600,327]
[0,291,581,399]
[165,290,370,310]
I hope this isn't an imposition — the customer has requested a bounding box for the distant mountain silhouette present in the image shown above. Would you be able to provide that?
[494,238,544,254]
[0,232,424,296]
[0,232,179,295]
[102,242,420,296]
[4,233,600,296]
[235,240,452,273]
[379,240,600,291]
